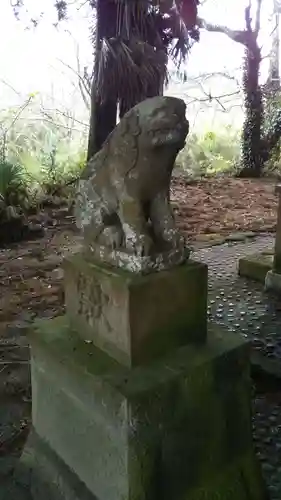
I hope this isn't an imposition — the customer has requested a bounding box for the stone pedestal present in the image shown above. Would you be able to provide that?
[18,317,266,500]
[238,185,281,291]
[265,184,281,293]
[17,253,266,500]
[238,251,273,283]
[263,184,281,293]
[63,256,207,367]
[265,269,281,293]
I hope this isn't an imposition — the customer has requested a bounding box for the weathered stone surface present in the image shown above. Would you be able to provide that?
[75,96,190,274]
[238,251,273,282]
[17,431,94,500]
[64,254,208,367]
[265,269,281,293]
[18,317,266,500]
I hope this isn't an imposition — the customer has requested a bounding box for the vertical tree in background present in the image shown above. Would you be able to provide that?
[267,2,280,91]
[262,0,281,166]
[240,1,263,177]
[200,0,274,177]
[199,0,281,177]
[10,0,200,162]
[87,0,200,160]
[87,0,118,160]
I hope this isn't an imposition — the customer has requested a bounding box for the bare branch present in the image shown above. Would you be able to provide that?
[254,0,262,33]
[187,71,241,88]
[51,108,89,128]
[58,29,92,110]
[0,79,22,97]
[185,90,241,109]
[198,17,249,46]
[57,58,91,108]
[244,3,252,32]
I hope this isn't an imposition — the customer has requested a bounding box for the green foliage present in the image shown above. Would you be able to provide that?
[40,147,86,196]
[176,126,240,178]
[0,160,29,209]
[0,97,87,211]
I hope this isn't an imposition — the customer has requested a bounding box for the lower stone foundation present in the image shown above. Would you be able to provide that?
[238,250,273,283]
[265,269,281,293]
[17,316,267,500]
[18,430,266,500]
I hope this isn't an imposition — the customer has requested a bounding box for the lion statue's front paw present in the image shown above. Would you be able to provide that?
[162,228,185,249]
[127,233,153,257]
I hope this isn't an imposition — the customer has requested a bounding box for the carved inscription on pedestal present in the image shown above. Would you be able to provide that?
[75,271,129,354]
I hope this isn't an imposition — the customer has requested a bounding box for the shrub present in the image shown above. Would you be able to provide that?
[176,126,240,178]
[0,96,88,205]
[0,160,30,211]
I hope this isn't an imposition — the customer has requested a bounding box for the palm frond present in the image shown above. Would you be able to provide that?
[90,0,199,114]
[95,36,167,108]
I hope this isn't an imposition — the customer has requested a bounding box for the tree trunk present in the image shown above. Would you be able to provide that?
[260,8,281,166]
[87,0,118,161]
[260,111,281,165]
[268,11,280,91]
[87,96,117,161]
[119,81,164,119]
[239,43,263,178]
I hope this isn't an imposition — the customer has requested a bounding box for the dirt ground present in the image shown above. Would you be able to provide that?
[0,176,278,475]
[0,176,278,328]
[171,176,277,239]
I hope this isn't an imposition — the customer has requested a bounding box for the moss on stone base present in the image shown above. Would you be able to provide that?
[238,250,273,282]
[25,317,266,500]
[186,451,267,500]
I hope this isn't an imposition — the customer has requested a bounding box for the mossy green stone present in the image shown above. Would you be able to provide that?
[238,251,273,282]
[63,254,208,367]
[274,253,281,272]
[22,317,266,500]
[183,451,267,500]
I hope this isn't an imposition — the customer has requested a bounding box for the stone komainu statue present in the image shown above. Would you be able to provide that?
[75,96,190,273]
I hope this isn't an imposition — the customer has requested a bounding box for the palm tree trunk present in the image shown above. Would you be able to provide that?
[87,94,117,161]
[119,81,164,119]
[87,0,117,161]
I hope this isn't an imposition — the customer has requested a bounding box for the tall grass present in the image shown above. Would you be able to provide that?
[0,94,243,219]
[0,95,88,215]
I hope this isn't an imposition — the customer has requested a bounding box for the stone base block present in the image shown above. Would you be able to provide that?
[238,250,273,282]
[17,317,266,500]
[16,430,94,500]
[265,269,281,293]
[17,429,267,500]
[64,254,208,367]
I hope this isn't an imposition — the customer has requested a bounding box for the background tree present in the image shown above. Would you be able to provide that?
[87,0,200,159]
[262,1,281,167]
[12,0,200,160]
[199,0,281,178]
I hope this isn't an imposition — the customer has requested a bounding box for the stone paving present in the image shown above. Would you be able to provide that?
[253,392,281,500]
[193,235,280,365]
[2,234,281,498]
[193,235,281,499]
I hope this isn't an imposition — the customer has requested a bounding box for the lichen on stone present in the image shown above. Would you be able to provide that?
[75,96,190,273]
